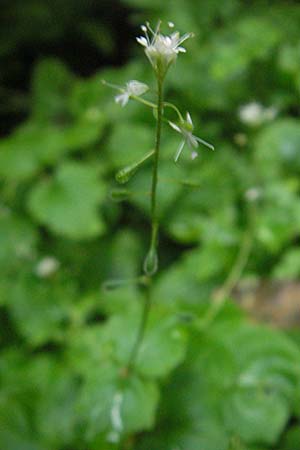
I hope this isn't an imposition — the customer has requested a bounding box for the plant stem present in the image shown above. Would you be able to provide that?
[130,95,157,109]
[199,221,254,329]
[126,281,152,369]
[163,102,184,121]
[126,77,164,371]
[150,77,163,246]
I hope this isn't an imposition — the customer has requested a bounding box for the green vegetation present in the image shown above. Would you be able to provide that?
[1,1,300,449]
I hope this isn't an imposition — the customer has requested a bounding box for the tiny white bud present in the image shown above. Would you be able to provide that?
[245,187,262,202]
[35,256,60,278]
[168,21,175,28]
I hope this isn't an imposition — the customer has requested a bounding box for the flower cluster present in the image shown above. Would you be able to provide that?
[103,21,214,163]
[136,21,193,78]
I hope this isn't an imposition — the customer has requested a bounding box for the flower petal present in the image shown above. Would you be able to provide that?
[115,93,129,107]
[136,36,148,47]
[127,80,149,96]
[187,133,199,148]
[174,139,185,163]
[195,136,215,150]
[169,121,182,133]
[186,112,193,126]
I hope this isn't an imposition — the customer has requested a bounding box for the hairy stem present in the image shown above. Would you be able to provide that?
[126,77,164,371]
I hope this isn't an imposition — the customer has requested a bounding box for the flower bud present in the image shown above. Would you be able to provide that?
[143,247,158,276]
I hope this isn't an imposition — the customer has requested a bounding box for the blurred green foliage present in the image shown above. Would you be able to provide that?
[1,0,300,449]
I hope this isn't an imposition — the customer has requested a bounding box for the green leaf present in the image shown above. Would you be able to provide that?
[0,397,42,450]
[138,318,300,449]
[34,360,79,448]
[106,122,153,169]
[0,119,105,182]
[199,322,300,445]
[227,436,246,450]
[272,248,300,280]
[254,119,300,177]
[278,426,300,450]
[27,162,106,239]
[31,58,74,123]
[78,362,159,441]
[0,212,37,273]
[7,270,75,345]
[105,310,187,377]
[255,183,300,252]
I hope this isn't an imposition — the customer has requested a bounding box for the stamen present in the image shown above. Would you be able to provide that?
[142,23,151,44]
[177,32,194,47]
[154,20,162,35]
[102,79,122,91]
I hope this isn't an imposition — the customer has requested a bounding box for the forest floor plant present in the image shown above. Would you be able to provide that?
[103,20,214,374]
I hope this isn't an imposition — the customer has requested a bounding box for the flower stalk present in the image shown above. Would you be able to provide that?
[128,76,164,370]
[103,20,213,372]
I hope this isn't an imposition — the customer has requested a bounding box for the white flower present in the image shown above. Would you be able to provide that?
[245,187,262,202]
[114,80,149,107]
[35,256,60,278]
[136,21,193,75]
[169,112,214,162]
[238,102,278,126]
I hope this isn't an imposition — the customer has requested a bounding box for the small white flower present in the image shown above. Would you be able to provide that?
[35,256,60,278]
[169,112,214,163]
[114,80,149,107]
[136,21,193,75]
[238,102,278,126]
[245,187,262,202]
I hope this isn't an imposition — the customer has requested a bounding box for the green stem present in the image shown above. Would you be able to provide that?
[150,77,164,247]
[130,95,157,109]
[199,220,254,330]
[131,96,183,122]
[163,102,184,122]
[126,77,164,371]
[126,281,151,370]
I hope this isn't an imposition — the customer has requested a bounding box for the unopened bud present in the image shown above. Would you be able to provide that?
[143,247,158,276]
